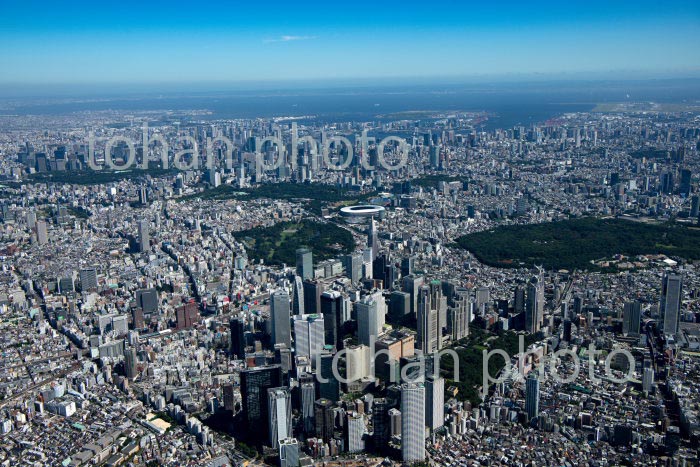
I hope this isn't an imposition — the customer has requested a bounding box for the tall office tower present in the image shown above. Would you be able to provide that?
[278,438,299,467]
[342,252,364,284]
[240,365,283,430]
[622,301,642,336]
[389,408,402,437]
[679,168,692,196]
[573,295,582,316]
[429,145,440,168]
[643,367,654,393]
[314,398,335,442]
[79,267,98,291]
[372,398,390,448]
[346,413,365,453]
[136,288,158,314]
[400,256,415,277]
[320,290,343,349]
[271,289,292,347]
[610,172,621,186]
[561,301,569,320]
[525,275,543,333]
[292,276,305,315]
[26,210,37,229]
[300,381,316,434]
[176,302,199,330]
[562,320,573,342]
[417,281,446,354]
[514,286,525,314]
[267,388,292,447]
[138,219,150,253]
[389,290,411,323]
[303,280,324,315]
[525,374,540,421]
[222,383,235,411]
[515,196,529,216]
[275,345,292,377]
[58,276,74,294]
[691,195,700,219]
[401,383,426,463]
[124,347,137,380]
[661,172,675,194]
[367,217,379,261]
[372,253,394,289]
[425,375,445,431]
[237,164,247,188]
[230,317,247,358]
[35,152,48,172]
[447,297,470,341]
[138,186,148,205]
[537,268,545,314]
[661,273,683,336]
[475,286,490,314]
[293,314,325,360]
[319,351,340,401]
[356,292,386,346]
[296,247,313,280]
[345,344,370,382]
[402,274,424,316]
[36,219,48,245]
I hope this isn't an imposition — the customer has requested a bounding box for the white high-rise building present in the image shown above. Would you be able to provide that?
[417,282,445,354]
[36,219,48,245]
[425,375,444,431]
[401,382,425,462]
[368,217,379,261]
[292,276,304,315]
[356,291,386,346]
[293,314,325,360]
[347,413,365,453]
[267,387,292,448]
[448,296,470,341]
[345,344,370,381]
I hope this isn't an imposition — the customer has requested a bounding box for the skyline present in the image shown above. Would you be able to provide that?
[1,0,699,84]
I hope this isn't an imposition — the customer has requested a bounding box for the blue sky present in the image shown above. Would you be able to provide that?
[0,0,698,84]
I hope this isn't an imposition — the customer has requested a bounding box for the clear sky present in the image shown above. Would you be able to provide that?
[1,0,698,84]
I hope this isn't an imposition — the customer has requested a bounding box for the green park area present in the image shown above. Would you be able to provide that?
[455,217,700,271]
[234,219,354,266]
[440,326,542,406]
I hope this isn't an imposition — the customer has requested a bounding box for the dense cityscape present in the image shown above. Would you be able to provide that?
[3,0,700,464]
[0,101,699,466]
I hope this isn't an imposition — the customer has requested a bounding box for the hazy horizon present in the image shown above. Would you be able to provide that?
[1,74,700,99]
